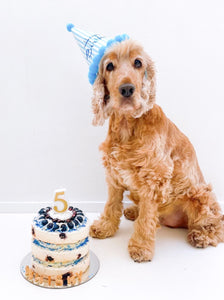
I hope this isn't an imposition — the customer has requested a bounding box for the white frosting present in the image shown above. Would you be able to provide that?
[32,218,90,244]
[48,209,73,220]
[31,242,89,263]
[32,253,90,277]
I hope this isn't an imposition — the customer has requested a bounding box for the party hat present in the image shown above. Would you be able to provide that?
[67,24,129,85]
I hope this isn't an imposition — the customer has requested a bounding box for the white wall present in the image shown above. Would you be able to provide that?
[0,0,224,211]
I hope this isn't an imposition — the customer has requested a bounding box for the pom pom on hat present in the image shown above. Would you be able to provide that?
[67,23,74,32]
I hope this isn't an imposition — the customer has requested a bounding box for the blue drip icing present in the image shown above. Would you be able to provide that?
[33,236,89,252]
[76,237,89,249]
[88,34,129,85]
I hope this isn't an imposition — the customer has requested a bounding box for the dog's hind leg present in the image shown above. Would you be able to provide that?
[124,205,139,221]
[183,184,224,248]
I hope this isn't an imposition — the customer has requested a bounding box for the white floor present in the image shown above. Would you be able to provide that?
[1,212,224,300]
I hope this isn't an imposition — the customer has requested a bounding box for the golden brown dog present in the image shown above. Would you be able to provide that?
[89,39,224,262]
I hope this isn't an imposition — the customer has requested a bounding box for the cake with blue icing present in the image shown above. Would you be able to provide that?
[31,206,90,278]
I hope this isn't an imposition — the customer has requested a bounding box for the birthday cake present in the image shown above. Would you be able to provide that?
[30,206,90,285]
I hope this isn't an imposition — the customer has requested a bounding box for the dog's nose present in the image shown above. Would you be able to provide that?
[119,84,135,98]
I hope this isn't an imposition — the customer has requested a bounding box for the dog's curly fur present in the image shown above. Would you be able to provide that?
[89,39,224,262]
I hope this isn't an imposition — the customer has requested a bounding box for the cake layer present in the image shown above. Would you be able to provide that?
[32,206,90,244]
[31,253,90,276]
[33,221,90,244]
[32,237,89,262]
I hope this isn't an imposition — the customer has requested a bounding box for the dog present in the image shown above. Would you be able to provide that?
[89,39,224,262]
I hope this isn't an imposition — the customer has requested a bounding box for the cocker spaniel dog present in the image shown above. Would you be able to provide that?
[89,39,224,262]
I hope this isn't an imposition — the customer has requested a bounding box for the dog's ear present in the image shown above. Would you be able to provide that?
[142,53,156,107]
[91,74,107,126]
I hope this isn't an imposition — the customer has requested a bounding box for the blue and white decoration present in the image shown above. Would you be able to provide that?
[33,206,86,235]
[67,23,129,85]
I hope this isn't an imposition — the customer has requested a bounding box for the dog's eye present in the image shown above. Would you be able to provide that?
[134,59,142,68]
[106,62,114,71]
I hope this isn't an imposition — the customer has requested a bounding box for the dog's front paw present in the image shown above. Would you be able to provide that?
[128,238,154,262]
[89,219,117,239]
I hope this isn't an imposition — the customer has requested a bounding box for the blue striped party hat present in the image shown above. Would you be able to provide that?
[67,24,129,85]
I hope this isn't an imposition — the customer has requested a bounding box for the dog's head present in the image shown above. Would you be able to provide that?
[91,39,156,126]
